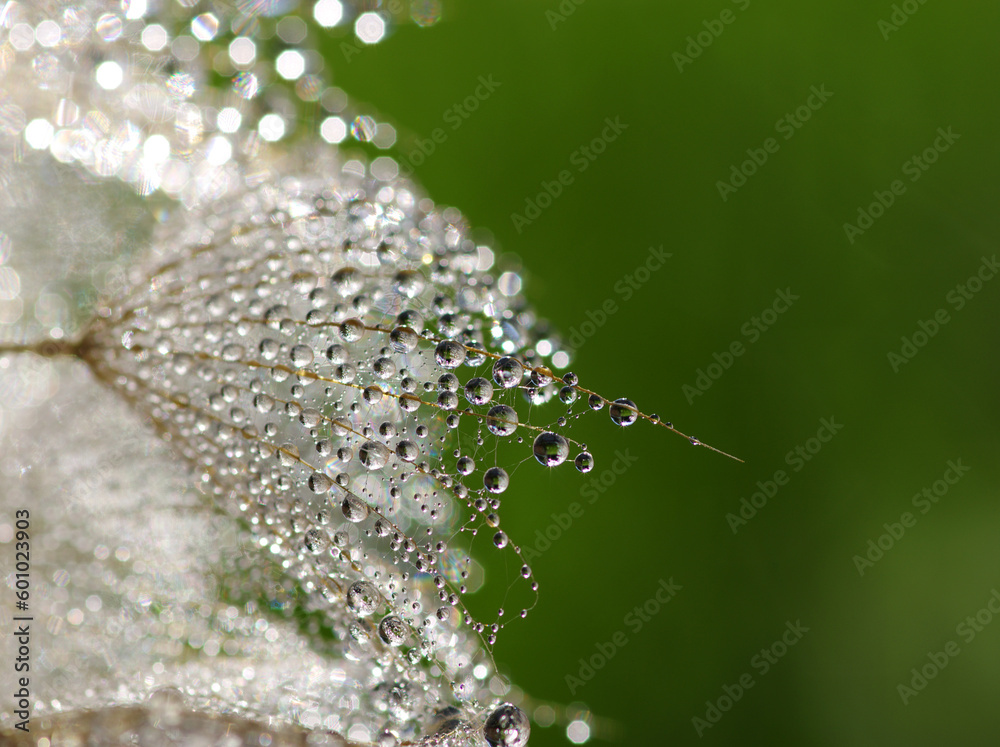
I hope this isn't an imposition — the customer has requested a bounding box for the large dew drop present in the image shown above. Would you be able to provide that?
[532,432,569,467]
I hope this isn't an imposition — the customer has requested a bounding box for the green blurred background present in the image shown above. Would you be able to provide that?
[331,1,1000,745]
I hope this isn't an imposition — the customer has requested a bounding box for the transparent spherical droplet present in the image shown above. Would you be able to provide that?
[364,385,384,404]
[373,356,396,380]
[484,704,530,747]
[486,405,518,436]
[304,527,328,554]
[574,452,594,473]
[339,318,366,342]
[389,325,418,353]
[456,456,475,475]
[359,440,390,470]
[393,270,425,298]
[331,267,363,296]
[588,394,604,411]
[396,440,418,462]
[325,343,347,364]
[532,432,569,467]
[558,386,577,404]
[492,357,524,389]
[378,615,407,646]
[493,531,508,549]
[342,495,370,523]
[289,344,314,368]
[398,393,421,413]
[347,580,380,616]
[464,376,494,406]
[609,397,638,426]
[483,467,509,494]
[253,394,275,413]
[221,343,244,362]
[308,472,333,494]
[435,340,466,369]
[437,391,459,410]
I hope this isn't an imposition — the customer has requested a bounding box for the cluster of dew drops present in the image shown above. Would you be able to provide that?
[61,164,729,744]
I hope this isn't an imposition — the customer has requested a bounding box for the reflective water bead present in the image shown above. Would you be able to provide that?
[396,309,424,332]
[339,318,366,342]
[532,432,569,467]
[464,376,494,406]
[609,397,638,426]
[493,531,508,549]
[308,472,333,494]
[389,325,418,353]
[378,615,407,646]
[435,340,466,369]
[331,267,363,296]
[259,338,280,360]
[393,270,425,298]
[325,344,347,364]
[484,704,530,747]
[574,452,594,473]
[289,344,314,367]
[492,357,524,389]
[346,580,380,616]
[438,373,459,391]
[373,357,396,379]
[303,528,328,554]
[486,405,518,436]
[398,393,421,412]
[359,440,390,470]
[396,440,418,462]
[342,495,370,523]
[437,391,459,410]
[483,467,510,494]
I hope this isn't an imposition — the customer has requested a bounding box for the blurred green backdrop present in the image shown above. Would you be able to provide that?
[331,1,1000,745]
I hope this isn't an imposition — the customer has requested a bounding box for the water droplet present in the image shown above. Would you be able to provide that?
[342,495,370,523]
[486,405,518,436]
[396,440,418,462]
[359,440,390,470]
[304,527,328,553]
[464,376,494,406]
[289,344,314,367]
[558,386,577,404]
[483,467,509,494]
[393,270,425,298]
[221,343,244,361]
[492,357,524,389]
[609,397,638,426]
[389,325,418,353]
[493,531,508,549]
[398,394,421,413]
[339,318,366,342]
[532,432,569,467]
[331,267,363,296]
[484,704,530,747]
[308,473,333,494]
[574,452,594,473]
[378,615,407,646]
[347,580,380,616]
[435,340,466,369]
